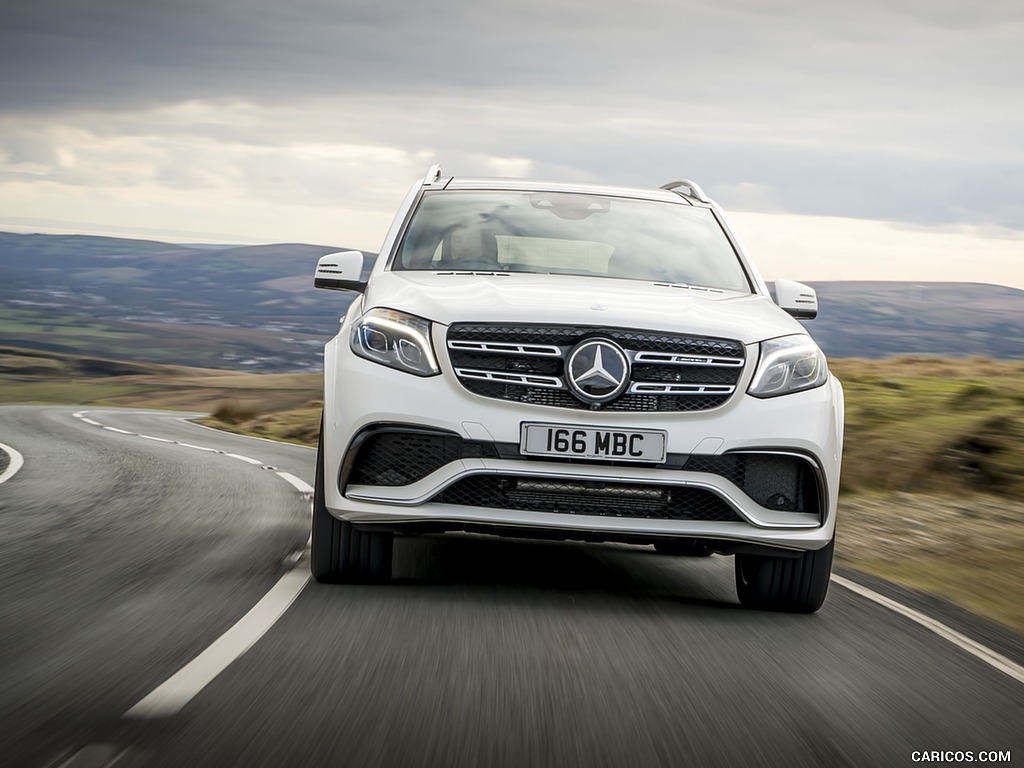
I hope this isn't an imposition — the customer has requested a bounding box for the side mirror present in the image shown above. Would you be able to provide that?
[314,251,367,293]
[775,279,818,320]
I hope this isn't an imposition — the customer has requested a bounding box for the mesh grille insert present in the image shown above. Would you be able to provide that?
[683,454,818,515]
[348,431,496,487]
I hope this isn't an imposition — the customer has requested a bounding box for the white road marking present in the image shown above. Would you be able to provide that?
[832,574,1024,686]
[74,412,313,496]
[181,416,316,450]
[51,744,129,768]
[76,412,265,462]
[177,442,218,452]
[225,452,264,465]
[275,471,315,495]
[0,441,25,485]
[69,409,317,717]
[123,568,310,718]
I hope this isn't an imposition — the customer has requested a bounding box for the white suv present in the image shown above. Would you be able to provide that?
[312,165,844,612]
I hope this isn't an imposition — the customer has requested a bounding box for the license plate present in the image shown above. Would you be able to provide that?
[520,423,667,463]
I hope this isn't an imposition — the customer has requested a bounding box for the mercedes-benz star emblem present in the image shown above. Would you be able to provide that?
[566,339,630,403]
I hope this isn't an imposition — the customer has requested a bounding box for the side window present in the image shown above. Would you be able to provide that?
[399,229,444,269]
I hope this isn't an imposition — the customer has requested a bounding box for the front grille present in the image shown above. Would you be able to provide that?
[447,323,744,412]
[431,476,741,522]
[347,430,497,487]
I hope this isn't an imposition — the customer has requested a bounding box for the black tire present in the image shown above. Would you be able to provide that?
[734,538,834,613]
[654,539,712,557]
[310,420,393,584]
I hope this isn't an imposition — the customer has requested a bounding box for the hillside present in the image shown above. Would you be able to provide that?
[805,281,1024,359]
[1,232,1022,371]
[0,232,368,371]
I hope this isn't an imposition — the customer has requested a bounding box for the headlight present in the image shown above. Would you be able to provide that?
[350,308,440,376]
[748,335,828,398]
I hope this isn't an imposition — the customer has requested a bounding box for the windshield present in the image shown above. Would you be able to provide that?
[393,190,751,293]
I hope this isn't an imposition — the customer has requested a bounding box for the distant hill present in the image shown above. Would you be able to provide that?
[802,281,1024,360]
[1,232,1021,370]
[0,232,368,371]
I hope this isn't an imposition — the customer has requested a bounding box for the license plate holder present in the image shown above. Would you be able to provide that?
[519,423,667,463]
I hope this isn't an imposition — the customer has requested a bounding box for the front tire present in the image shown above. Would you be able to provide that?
[310,419,393,584]
[734,539,834,613]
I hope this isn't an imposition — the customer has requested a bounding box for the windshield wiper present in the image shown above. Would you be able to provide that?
[433,270,511,277]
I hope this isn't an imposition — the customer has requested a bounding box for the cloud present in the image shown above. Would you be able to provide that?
[708,182,785,213]
[1,0,1023,253]
[732,210,1024,290]
[4,0,1022,111]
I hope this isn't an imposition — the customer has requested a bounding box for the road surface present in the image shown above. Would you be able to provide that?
[0,405,1020,767]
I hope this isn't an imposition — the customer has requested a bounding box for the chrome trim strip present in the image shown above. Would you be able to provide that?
[632,351,743,367]
[455,368,563,388]
[628,383,736,395]
[448,340,563,357]
[345,462,821,529]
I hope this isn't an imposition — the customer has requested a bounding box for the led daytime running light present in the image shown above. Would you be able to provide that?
[351,308,439,376]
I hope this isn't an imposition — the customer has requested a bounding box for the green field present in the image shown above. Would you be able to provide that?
[831,357,1024,499]
[0,305,329,371]
[0,306,144,339]
[2,346,1022,633]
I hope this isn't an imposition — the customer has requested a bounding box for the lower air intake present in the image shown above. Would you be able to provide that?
[431,476,741,522]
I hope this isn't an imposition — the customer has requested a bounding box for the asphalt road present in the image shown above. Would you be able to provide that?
[0,405,1021,768]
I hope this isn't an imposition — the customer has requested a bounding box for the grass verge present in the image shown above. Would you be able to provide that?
[836,493,1024,633]
[0,345,320,414]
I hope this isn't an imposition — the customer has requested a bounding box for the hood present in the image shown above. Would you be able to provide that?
[363,272,806,345]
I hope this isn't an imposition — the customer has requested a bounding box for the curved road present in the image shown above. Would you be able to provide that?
[0,406,1021,767]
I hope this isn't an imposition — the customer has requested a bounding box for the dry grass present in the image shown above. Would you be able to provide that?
[831,356,1024,499]
[211,401,261,424]
[199,401,322,445]
[836,492,1024,633]
[0,345,320,414]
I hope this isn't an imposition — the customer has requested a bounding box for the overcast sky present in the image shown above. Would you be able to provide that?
[1,0,1022,287]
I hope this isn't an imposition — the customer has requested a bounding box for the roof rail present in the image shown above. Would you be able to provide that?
[660,179,710,203]
[424,164,443,185]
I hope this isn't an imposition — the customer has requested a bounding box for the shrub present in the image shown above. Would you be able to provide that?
[212,401,259,424]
